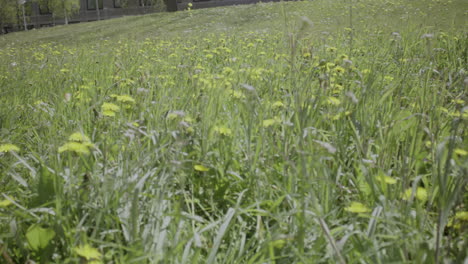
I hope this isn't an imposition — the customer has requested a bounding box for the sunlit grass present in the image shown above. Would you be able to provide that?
[0,0,467,263]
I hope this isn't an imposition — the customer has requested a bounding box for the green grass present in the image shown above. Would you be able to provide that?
[0,0,467,263]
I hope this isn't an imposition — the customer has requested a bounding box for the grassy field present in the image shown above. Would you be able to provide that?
[0,0,467,263]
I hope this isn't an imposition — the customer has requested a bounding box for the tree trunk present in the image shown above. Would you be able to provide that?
[63,0,68,24]
[21,4,28,31]
[95,0,100,20]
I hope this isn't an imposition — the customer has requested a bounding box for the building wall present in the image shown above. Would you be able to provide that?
[4,0,278,32]
[27,0,163,29]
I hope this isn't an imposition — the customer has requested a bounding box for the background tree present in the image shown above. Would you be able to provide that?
[47,0,80,24]
[0,0,19,33]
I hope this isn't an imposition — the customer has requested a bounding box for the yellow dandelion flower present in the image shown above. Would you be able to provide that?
[330,113,342,120]
[326,62,335,69]
[229,90,245,99]
[437,107,449,114]
[327,97,341,105]
[167,113,179,120]
[74,244,101,261]
[194,164,209,172]
[214,126,232,136]
[58,142,91,155]
[0,199,13,207]
[448,211,468,229]
[101,102,120,112]
[334,66,345,74]
[115,95,135,104]
[183,116,194,123]
[454,149,467,156]
[402,187,428,202]
[185,126,195,134]
[263,117,280,128]
[345,202,371,213]
[68,132,91,143]
[102,110,116,117]
[454,211,468,221]
[271,101,284,109]
[0,143,20,152]
[425,141,432,148]
[333,84,343,91]
[222,67,234,75]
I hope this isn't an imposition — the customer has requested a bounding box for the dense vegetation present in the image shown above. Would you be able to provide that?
[0,0,467,263]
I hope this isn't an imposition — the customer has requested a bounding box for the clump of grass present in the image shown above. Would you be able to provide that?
[0,0,467,263]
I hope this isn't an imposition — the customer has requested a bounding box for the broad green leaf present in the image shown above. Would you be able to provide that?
[26,224,55,251]
[36,166,56,206]
[357,177,372,196]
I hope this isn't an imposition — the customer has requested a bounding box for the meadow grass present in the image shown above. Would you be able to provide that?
[0,0,467,263]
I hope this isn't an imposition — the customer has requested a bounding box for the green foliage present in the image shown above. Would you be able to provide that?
[47,0,80,21]
[0,0,467,263]
[0,0,18,27]
[0,0,32,30]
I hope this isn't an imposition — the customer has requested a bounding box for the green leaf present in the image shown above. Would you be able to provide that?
[26,224,55,251]
[36,166,56,206]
